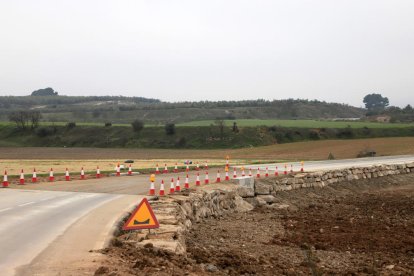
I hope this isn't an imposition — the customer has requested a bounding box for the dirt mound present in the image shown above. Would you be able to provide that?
[96,174,414,275]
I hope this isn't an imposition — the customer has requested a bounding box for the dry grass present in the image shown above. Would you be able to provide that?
[1,137,414,176]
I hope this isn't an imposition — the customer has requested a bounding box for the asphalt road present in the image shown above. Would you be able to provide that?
[10,155,414,196]
[0,189,140,276]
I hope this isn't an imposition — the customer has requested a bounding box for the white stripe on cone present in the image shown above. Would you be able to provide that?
[159,180,165,196]
[32,169,37,183]
[65,169,70,181]
[169,178,175,194]
[185,175,189,189]
[19,169,25,185]
[49,169,54,182]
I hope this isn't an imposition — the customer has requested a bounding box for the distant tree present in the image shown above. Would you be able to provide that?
[165,123,176,135]
[232,122,239,133]
[8,111,30,130]
[131,119,144,133]
[8,111,42,130]
[104,122,112,127]
[31,87,58,96]
[214,119,225,139]
[29,111,42,129]
[363,93,389,111]
[403,104,413,113]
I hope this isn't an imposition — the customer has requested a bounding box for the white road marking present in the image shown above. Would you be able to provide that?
[0,207,12,213]
[18,201,35,207]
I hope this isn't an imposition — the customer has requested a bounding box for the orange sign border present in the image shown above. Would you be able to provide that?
[122,198,160,230]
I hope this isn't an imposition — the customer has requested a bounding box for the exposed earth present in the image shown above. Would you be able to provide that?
[96,174,414,275]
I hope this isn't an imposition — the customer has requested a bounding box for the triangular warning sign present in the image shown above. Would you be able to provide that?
[122,198,160,230]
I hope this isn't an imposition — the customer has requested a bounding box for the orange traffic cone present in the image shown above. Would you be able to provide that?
[196,173,201,186]
[32,168,37,183]
[248,168,252,177]
[96,166,101,178]
[204,161,208,170]
[49,168,54,182]
[159,180,165,196]
[116,164,121,176]
[290,164,293,173]
[175,177,181,192]
[265,167,269,177]
[241,167,246,177]
[196,162,200,171]
[204,171,209,184]
[275,166,279,176]
[19,169,25,185]
[128,164,132,175]
[186,164,190,172]
[284,164,287,175]
[169,178,175,194]
[80,167,85,180]
[216,170,221,183]
[233,167,237,178]
[163,164,169,174]
[225,170,230,181]
[184,174,190,189]
[174,163,178,173]
[301,161,304,172]
[256,167,261,178]
[149,180,155,195]
[2,170,9,188]
[65,168,70,181]
[155,164,160,174]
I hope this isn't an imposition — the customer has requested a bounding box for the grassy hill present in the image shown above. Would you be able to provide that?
[0,96,365,124]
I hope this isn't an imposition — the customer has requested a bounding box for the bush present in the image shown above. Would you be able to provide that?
[105,122,112,127]
[165,123,176,135]
[66,122,76,129]
[357,148,376,158]
[175,137,186,147]
[131,119,144,132]
[308,130,320,140]
[36,127,54,137]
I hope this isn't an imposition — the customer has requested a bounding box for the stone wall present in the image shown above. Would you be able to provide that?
[116,185,253,255]
[234,162,414,199]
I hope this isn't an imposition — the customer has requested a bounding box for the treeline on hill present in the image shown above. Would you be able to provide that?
[0,95,364,124]
[0,123,413,149]
[362,93,414,123]
[374,105,414,123]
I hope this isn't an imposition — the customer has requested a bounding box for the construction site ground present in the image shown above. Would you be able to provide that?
[96,174,414,275]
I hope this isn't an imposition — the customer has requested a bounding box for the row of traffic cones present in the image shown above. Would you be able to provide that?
[231,162,304,179]
[154,161,211,174]
[149,170,228,196]
[1,166,105,187]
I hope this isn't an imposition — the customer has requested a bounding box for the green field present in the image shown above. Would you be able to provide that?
[176,119,414,129]
[1,119,413,129]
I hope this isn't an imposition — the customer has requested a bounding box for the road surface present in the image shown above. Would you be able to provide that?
[0,189,141,276]
[10,155,414,196]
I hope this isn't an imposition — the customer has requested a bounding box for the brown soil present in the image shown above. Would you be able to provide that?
[0,137,414,161]
[95,174,414,275]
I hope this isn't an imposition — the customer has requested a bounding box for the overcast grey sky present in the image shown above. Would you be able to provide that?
[0,0,413,107]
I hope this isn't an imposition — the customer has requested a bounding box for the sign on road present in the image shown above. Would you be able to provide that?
[122,198,160,230]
